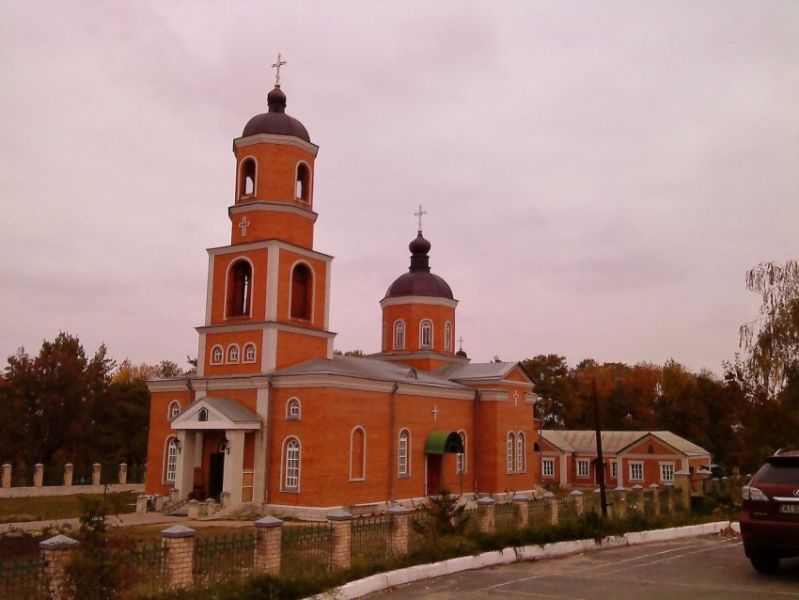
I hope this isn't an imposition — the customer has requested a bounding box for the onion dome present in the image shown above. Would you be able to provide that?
[242,85,310,142]
[384,232,453,299]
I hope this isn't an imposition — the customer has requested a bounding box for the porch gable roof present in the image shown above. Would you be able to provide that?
[171,396,261,431]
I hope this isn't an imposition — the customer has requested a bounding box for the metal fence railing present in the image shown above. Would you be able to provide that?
[0,556,48,600]
[281,522,332,576]
[351,515,391,561]
[494,502,517,531]
[118,540,169,599]
[193,531,257,585]
[529,500,550,524]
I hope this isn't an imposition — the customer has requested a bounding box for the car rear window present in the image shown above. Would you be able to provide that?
[755,459,799,484]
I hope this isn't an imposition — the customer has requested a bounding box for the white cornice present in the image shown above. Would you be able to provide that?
[370,351,468,365]
[478,391,507,402]
[207,239,333,261]
[270,373,473,400]
[233,134,319,156]
[147,378,193,393]
[196,320,336,339]
[229,201,318,223]
[379,296,458,309]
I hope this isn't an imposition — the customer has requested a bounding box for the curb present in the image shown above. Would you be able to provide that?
[308,521,734,599]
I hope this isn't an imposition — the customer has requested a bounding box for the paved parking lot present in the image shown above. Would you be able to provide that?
[367,536,799,599]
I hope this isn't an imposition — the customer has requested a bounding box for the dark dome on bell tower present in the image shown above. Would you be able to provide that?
[384,231,453,300]
[242,84,311,142]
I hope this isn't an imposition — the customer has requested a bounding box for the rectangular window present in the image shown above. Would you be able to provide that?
[629,462,644,482]
[611,461,618,479]
[577,459,590,478]
[660,462,675,482]
[542,458,555,477]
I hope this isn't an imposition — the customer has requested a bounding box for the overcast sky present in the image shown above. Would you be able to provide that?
[1,1,797,375]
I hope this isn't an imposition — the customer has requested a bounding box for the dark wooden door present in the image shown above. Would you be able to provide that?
[209,452,225,500]
[426,455,442,495]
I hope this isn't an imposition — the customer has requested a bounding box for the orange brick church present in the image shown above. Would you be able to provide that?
[144,72,541,514]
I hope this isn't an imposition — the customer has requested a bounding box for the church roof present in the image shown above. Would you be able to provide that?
[541,430,710,456]
[384,232,453,300]
[273,355,469,389]
[242,85,311,142]
[436,362,520,382]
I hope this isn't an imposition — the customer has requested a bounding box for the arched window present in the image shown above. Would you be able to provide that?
[243,343,257,363]
[506,432,515,473]
[295,162,310,202]
[210,345,223,365]
[168,401,181,421]
[456,430,467,475]
[286,398,301,420]
[227,344,240,363]
[398,429,410,477]
[516,432,526,472]
[165,437,179,483]
[227,260,252,317]
[282,437,301,491]
[290,263,313,320]
[198,408,208,422]
[444,322,452,352]
[393,320,405,350]
[350,427,366,480]
[419,320,433,349]
[533,442,541,452]
[238,157,256,199]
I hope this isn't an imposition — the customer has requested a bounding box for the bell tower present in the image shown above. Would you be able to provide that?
[196,68,335,377]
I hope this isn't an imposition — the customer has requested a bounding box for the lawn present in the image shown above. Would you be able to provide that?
[0,491,138,523]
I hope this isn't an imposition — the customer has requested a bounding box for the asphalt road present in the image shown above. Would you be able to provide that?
[366,536,799,599]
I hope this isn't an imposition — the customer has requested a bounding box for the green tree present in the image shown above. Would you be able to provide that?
[520,354,573,427]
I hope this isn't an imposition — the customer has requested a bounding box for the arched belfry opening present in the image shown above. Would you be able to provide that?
[238,158,256,200]
[291,263,313,320]
[295,163,310,202]
[227,260,252,317]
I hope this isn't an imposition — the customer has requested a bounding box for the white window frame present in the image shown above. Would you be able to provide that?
[444,321,452,352]
[164,437,178,484]
[286,397,301,420]
[660,462,675,482]
[349,427,366,481]
[516,432,526,473]
[210,345,223,365]
[506,432,515,473]
[393,320,405,350]
[398,429,410,477]
[611,460,618,479]
[227,344,240,364]
[629,461,644,482]
[456,430,466,475]
[243,343,257,363]
[419,319,433,349]
[576,458,590,478]
[281,437,301,492]
[542,458,555,477]
[167,401,181,421]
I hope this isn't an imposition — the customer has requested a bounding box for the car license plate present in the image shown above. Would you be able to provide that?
[779,503,799,514]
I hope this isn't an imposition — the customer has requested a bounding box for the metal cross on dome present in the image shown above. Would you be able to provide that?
[271,53,287,86]
[414,204,427,233]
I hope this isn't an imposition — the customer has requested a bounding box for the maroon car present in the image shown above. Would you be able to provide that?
[740,449,799,572]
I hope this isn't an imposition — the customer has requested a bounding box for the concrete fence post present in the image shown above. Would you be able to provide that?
[327,509,353,571]
[254,516,283,575]
[648,484,660,515]
[388,506,410,556]
[136,495,149,514]
[40,534,80,600]
[674,470,691,511]
[187,499,201,519]
[63,463,73,487]
[569,490,584,517]
[632,485,644,514]
[118,463,128,485]
[544,492,559,525]
[664,483,675,513]
[613,487,626,520]
[477,496,496,534]
[1,464,11,488]
[161,525,196,589]
[91,463,102,486]
[33,463,44,488]
[513,493,531,528]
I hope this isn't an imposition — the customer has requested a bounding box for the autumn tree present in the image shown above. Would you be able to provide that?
[520,354,573,427]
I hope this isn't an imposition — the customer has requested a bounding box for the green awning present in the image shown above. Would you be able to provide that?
[424,431,464,455]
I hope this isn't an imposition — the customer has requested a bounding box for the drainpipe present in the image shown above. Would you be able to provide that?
[263,375,272,505]
[472,389,480,495]
[388,381,399,503]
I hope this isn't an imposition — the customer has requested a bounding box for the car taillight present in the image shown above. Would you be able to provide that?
[742,485,769,501]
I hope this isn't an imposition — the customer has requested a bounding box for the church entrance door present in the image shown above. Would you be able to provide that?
[209,452,225,500]
[426,454,442,496]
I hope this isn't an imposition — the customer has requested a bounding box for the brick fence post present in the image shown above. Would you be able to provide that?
[513,493,530,529]
[327,509,352,571]
[91,463,102,486]
[64,463,73,487]
[613,487,626,520]
[569,490,584,517]
[674,470,691,511]
[254,516,283,575]
[544,492,559,525]
[40,534,80,600]
[477,496,496,534]
[388,506,410,556]
[118,463,128,485]
[33,463,44,488]
[1,464,10,488]
[664,483,675,513]
[632,485,644,514]
[161,525,196,589]
[649,484,660,515]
